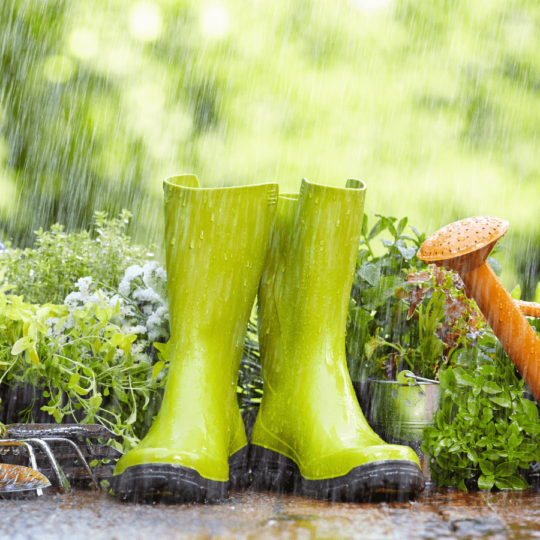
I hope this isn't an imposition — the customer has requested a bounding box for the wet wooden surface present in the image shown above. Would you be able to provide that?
[2,484,540,539]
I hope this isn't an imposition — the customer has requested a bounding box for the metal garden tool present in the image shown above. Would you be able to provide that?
[418,216,540,403]
[0,423,123,492]
[0,463,51,494]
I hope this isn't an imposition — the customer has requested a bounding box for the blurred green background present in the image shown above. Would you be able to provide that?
[1,0,539,295]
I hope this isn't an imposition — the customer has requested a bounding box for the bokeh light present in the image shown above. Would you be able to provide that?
[350,0,393,11]
[68,28,99,60]
[130,2,163,42]
[201,5,231,39]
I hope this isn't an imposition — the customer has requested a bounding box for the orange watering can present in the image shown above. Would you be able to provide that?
[417,216,540,403]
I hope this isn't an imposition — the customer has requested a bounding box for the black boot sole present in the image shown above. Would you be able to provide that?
[249,445,425,502]
[110,446,250,504]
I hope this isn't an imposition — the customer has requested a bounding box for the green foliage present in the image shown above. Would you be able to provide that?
[0,210,156,305]
[422,334,540,491]
[236,319,263,414]
[347,215,483,381]
[347,214,425,380]
[0,286,166,450]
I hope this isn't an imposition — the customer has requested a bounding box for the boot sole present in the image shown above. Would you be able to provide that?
[110,446,249,504]
[249,445,425,502]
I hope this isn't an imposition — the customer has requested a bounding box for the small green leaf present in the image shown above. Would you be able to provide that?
[89,394,102,408]
[28,346,39,365]
[510,285,521,300]
[482,382,502,394]
[495,461,518,478]
[72,385,90,396]
[95,307,108,322]
[11,336,32,356]
[455,372,477,387]
[479,460,494,476]
[478,475,495,490]
[152,360,166,380]
[362,276,403,310]
[358,263,381,287]
[490,396,511,408]
[68,373,80,389]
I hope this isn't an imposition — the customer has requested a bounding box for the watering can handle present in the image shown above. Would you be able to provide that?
[515,300,540,319]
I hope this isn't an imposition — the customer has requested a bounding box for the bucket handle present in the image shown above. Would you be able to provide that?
[404,373,439,386]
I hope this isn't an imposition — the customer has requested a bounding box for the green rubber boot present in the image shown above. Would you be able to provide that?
[249,178,425,501]
[111,174,278,503]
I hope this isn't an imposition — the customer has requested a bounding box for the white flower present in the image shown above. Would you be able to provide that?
[133,287,162,304]
[128,325,147,335]
[76,276,93,298]
[119,265,144,296]
[64,291,83,311]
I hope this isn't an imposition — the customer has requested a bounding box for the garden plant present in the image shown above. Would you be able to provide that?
[1,209,540,492]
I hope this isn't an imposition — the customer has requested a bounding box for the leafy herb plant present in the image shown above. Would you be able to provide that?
[0,210,156,305]
[422,333,540,491]
[0,283,167,450]
[347,214,483,381]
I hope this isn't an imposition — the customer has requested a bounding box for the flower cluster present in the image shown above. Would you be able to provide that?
[62,263,170,363]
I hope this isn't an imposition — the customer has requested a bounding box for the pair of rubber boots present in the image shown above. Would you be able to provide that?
[110,175,425,503]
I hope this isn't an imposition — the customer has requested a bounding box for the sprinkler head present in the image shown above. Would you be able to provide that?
[417,216,509,273]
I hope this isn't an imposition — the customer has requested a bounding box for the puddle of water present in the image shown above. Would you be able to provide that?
[2,486,540,539]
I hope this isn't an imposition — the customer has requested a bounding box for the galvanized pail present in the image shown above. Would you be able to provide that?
[366,380,441,442]
[353,377,441,479]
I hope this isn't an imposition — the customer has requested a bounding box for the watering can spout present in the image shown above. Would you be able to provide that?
[418,216,540,404]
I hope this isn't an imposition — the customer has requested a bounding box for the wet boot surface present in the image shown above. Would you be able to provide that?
[3,484,540,539]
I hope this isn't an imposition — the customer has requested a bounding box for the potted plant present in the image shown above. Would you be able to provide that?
[346,215,487,473]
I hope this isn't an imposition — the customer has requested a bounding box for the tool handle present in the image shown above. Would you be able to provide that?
[461,263,540,403]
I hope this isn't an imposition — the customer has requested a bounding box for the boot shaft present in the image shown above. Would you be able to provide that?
[259,178,366,381]
[164,175,278,384]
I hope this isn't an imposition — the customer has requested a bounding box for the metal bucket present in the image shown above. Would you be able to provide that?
[366,380,441,442]
[353,378,441,479]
